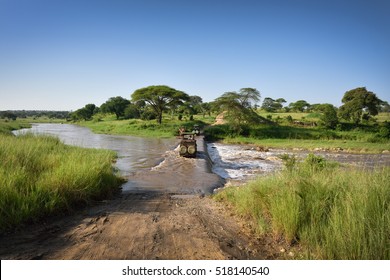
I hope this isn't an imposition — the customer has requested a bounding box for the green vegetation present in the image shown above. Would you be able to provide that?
[131,85,190,124]
[339,87,383,124]
[205,108,390,153]
[2,85,389,153]
[0,119,31,135]
[81,115,208,138]
[214,155,390,259]
[0,133,123,232]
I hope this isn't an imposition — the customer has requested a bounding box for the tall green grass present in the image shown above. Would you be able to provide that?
[0,134,123,232]
[82,117,208,137]
[204,124,390,153]
[214,156,390,259]
[0,119,31,135]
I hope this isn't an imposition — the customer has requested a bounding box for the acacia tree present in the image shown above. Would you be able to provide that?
[214,88,266,131]
[100,96,130,119]
[261,97,284,112]
[131,85,190,124]
[71,103,97,121]
[236,88,261,108]
[338,87,382,124]
[289,100,310,112]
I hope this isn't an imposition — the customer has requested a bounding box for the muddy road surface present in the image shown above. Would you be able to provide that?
[2,124,277,260]
[0,192,277,260]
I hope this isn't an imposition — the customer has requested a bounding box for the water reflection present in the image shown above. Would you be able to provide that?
[14,123,176,176]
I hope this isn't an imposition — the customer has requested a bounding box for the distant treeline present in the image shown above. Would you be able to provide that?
[0,110,70,120]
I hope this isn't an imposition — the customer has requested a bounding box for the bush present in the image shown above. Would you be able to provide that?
[140,109,157,120]
[279,154,297,171]
[304,153,328,170]
[320,105,339,129]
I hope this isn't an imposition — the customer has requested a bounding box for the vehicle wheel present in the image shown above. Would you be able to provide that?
[187,145,196,155]
[180,145,187,154]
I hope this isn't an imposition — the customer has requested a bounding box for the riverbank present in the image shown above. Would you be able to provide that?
[0,119,31,135]
[219,137,390,154]
[204,123,390,154]
[2,122,389,259]
[75,112,390,153]
[0,133,124,232]
[213,155,390,259]
[79,116,209,138]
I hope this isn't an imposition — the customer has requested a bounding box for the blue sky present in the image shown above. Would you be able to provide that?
[1,0,389,110]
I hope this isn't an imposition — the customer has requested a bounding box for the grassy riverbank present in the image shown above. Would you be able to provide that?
[220,137,389,153]
[79,112,390,153]
[80,114,209,138]
[0,133,123,232]
[204,123,390,153]
[0,119,31,135]
[214,156,390,259]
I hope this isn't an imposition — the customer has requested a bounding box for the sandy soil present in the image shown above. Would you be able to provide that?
[0,191,279,260]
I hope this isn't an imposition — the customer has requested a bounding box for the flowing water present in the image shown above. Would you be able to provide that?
[207,142,390,185]
[14,124,390,192]
[14,123,222,194]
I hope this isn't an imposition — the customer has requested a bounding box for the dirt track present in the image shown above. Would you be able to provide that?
[0,191,278,260]
[1,128,279,260]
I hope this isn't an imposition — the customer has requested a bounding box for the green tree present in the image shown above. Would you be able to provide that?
[131,85,190,124]
[275,98,287,104]
[214,88,267,132]
[1,111,17,121]
[71,103,97,121]
[338,87,382,124]
[188,95,204,114]
[261,97,283,112]
[237,88,261,108]
[123,104,140,119]
[261,97,276,112]
[379,101,390,113]
[289,100,310,112]
[319,104,339,129]
[100,96,130,119]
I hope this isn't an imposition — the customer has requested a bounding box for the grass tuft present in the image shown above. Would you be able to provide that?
[214,156,390,259]
[0,133,123,232]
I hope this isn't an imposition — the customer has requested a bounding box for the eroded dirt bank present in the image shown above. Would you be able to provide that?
[0,192,277,260]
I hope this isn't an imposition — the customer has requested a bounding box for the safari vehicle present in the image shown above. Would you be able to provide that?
[179,133,197,158]
[192,125,200,136]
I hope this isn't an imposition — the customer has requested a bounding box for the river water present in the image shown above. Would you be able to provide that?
[14,123,222,194]
[207,143,390,185]
[14,124,390,192]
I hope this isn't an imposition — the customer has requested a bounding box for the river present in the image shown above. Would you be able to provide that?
[14,123,222,194]
[14,123,390,192]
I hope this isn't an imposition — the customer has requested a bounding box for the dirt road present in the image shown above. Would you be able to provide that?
[0,191,278,260]
[0,132,279,260]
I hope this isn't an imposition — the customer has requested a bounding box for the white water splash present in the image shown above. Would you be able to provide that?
[206,143,283,182]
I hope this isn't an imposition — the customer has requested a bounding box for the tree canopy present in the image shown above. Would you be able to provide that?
[289,100,310,112]
[100,96,130,119]
[318,104,339,129]
[214,88,267,131]
[338,87,382,124]
[131,85,189,124]
[71,103,97,121]
[261,97,284,112]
